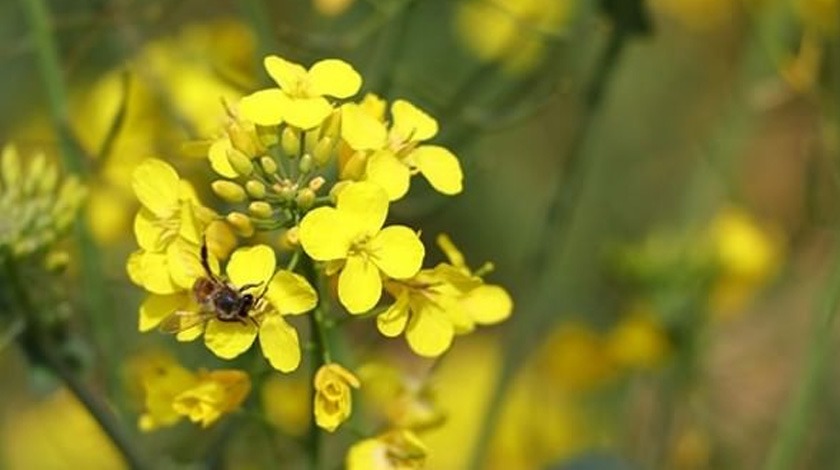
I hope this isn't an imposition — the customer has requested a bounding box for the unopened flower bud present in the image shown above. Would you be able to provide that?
[226,120,259,156]
[279,226,300,250]
[245,180,266,199]
[298,154,314,174]
[206,220,237,260]
[248,201,273,219]
[212,180,247,203]
[323,111,341,140]
[308,176,326,192]
[281,126,301,157]
[226,148,253,176]
[226,212,255,237]
[260,156,278,175]
[295,188,316,210]
[313,137,334,167]
[304,128,319,155]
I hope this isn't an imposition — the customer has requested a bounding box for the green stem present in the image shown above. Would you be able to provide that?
[3,258,149,470]
[764,245,840,470]
[19,0,114,390]
[467,26,629,470]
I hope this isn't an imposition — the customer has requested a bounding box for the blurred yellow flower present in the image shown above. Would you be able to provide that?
[606,307,671,370]
[314,363,361,432]
[794,0,839,36]
[0,144,86,258]
[708,207,782,318]
[347,429,427,470]
[455,0,573,74]
[262,374,311,436]
[313,0,356,16]
[340,99,463,200]
[136,352,250,430]
[240,55,362,129]
[299,181,425,314]
[539,322,616,393]
[378,234,512,357]
[357,361,445,431]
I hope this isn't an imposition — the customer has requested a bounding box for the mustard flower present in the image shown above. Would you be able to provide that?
[0,144,86,258]
[138,244,318,372]
[358,362,445,431]
[299,181,425,314]
[314,363,361,432]
[377,234,512,357]
[239,55,362,129]
[131,158,212,252]
[340,98,463,200]
[135,352,250,430]
[347,429,427,470]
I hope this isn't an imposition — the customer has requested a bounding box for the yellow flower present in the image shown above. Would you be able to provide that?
[299,181,425,314]
[240,54,362,129]
[138,244,318,372]
[538,322,616,393]
[314,363,360,432]
[0,144,86,258]
[606,307,670,371]
[135,352,250,430]
[347,429,427,470]
[377,234,512,357]
[131,158,211,252]
[172,370,251,428]
[262,374,311,437]
[127,237,210,295]
[455,0,573,74]
[340,99,463,200]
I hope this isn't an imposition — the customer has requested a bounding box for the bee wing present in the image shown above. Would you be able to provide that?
[158,310,213,334]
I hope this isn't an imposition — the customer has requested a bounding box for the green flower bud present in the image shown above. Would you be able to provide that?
[260,156,278,175]
[298,154,314,174]
[281,126,301,157]
[212,180,247,203]
[304,128,319,155]
[245,180,266,199]
[308,176,326,192]
[248,201,273,219]
[295,188,316,210]
[313,137,334,167]
[226,148,254,176]
[226,212,255,237]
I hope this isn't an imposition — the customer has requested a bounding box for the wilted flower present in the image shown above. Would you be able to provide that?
[314,363,360,432]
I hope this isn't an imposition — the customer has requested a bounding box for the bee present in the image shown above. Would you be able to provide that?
[159,242,263,334]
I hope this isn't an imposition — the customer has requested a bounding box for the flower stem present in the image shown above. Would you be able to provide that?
[467,25,630,470]
[763,246,840,470]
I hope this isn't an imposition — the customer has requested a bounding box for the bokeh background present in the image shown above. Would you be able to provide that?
[0,0,838,468]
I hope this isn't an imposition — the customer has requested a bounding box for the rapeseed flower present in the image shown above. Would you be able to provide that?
[347,429,427,470]
[340,98,463,200]
[299,181,425,314]
[240,55,362,129]
[314,363,360,432]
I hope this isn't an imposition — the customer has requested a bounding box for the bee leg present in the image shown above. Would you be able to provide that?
[248,316,260,329]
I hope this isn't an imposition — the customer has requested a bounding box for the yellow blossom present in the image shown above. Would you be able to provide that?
[377,234,512,357]
[138,244,318,372]
[347,429,427,470]
[606,307,671,370]
[299,181,425,314]
[262,374,311,436]
[240,55,362,129]
[538,322,616,393]
[314,363,361,432]
[340,99,463,200]
[358,362,445,431]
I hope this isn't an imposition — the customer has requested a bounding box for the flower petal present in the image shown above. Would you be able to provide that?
[308,59,362,98]
[208,138,238,178]
[368,226,424,279]
[132,159,180,215]
[366,151,410,201]
[336,181,389,235]
[139,294,187,332]
[266,270,318,315]
[284,97,333,130]
[204,319,258,359]
[391,99,438,142]
[406,305,454,357]
[259,314,301,372]
[227,244,276,289]
[464,284,513,325]
[299,207,353,261]
[265,55,307,90]
[134,209,167,251]
[338,255,382,314]
[239,89,287,126]
[411,145,463,195]
[340,103,387,150]
[126,251,144,286]
[166,240,205,290]
[139,251,179,295]
[377,292,409,337]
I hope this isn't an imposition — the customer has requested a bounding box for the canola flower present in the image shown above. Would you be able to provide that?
[126,52,513,464]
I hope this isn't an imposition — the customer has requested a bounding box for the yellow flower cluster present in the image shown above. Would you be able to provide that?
[0,144,86,259]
